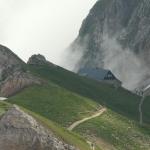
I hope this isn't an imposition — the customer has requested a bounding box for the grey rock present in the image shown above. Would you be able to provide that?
[27,54,56,67]
[0,45,42,97]
[0,45,25,81]
[0,72,42,97]
[68,0,150,90]
[0,105,79,150]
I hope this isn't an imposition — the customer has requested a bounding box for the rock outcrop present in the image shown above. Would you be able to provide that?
[67,0,150,90]
[0,105,78,150]
[0,72,42,97]
[0,45,25,81]
[27,54,55,67]
[0,45,42,97]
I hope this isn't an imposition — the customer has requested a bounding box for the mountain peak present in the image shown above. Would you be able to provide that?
[0,45,42,97]
[28,54,55,67]
[68,0,150,90]
[0,44,25,66]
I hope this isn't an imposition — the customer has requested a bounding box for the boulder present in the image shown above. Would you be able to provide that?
[0,105,78,150]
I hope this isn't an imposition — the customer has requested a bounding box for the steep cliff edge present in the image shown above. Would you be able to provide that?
[0,105,78,150]
[0,44,25,80]
[0,45,42,97]
[68,0,150,90]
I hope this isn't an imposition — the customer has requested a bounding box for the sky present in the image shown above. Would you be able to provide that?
[0,0,97,64]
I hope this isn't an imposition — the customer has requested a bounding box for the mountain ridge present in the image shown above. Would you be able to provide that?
[0,43,149,149]
[67,0,150,90]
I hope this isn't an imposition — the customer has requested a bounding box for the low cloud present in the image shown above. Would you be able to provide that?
[61,36,89,72]
[102,35,149,90]
[65,34,150,90]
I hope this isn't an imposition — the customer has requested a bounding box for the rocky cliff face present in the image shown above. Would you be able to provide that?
[0,45,42,97]
[28,54,56,67]
[68,0,150,90]
[0,45,25,81]
[0,72,42,97]
[0,105,78,150]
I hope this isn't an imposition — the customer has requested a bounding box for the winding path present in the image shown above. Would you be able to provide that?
[68,108,107,131]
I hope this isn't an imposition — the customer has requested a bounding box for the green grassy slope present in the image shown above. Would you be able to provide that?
[6,64,150,149]
[143,96,150,125]
[0,101,11,116]
[0,102,97,150]
[23,107,98,150]
[8,83,99,127]
[27,65,143,123]
[74,110,150,150]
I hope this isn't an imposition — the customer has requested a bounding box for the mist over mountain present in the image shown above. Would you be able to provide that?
[65,0,150,90]
[1,1,150,149]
